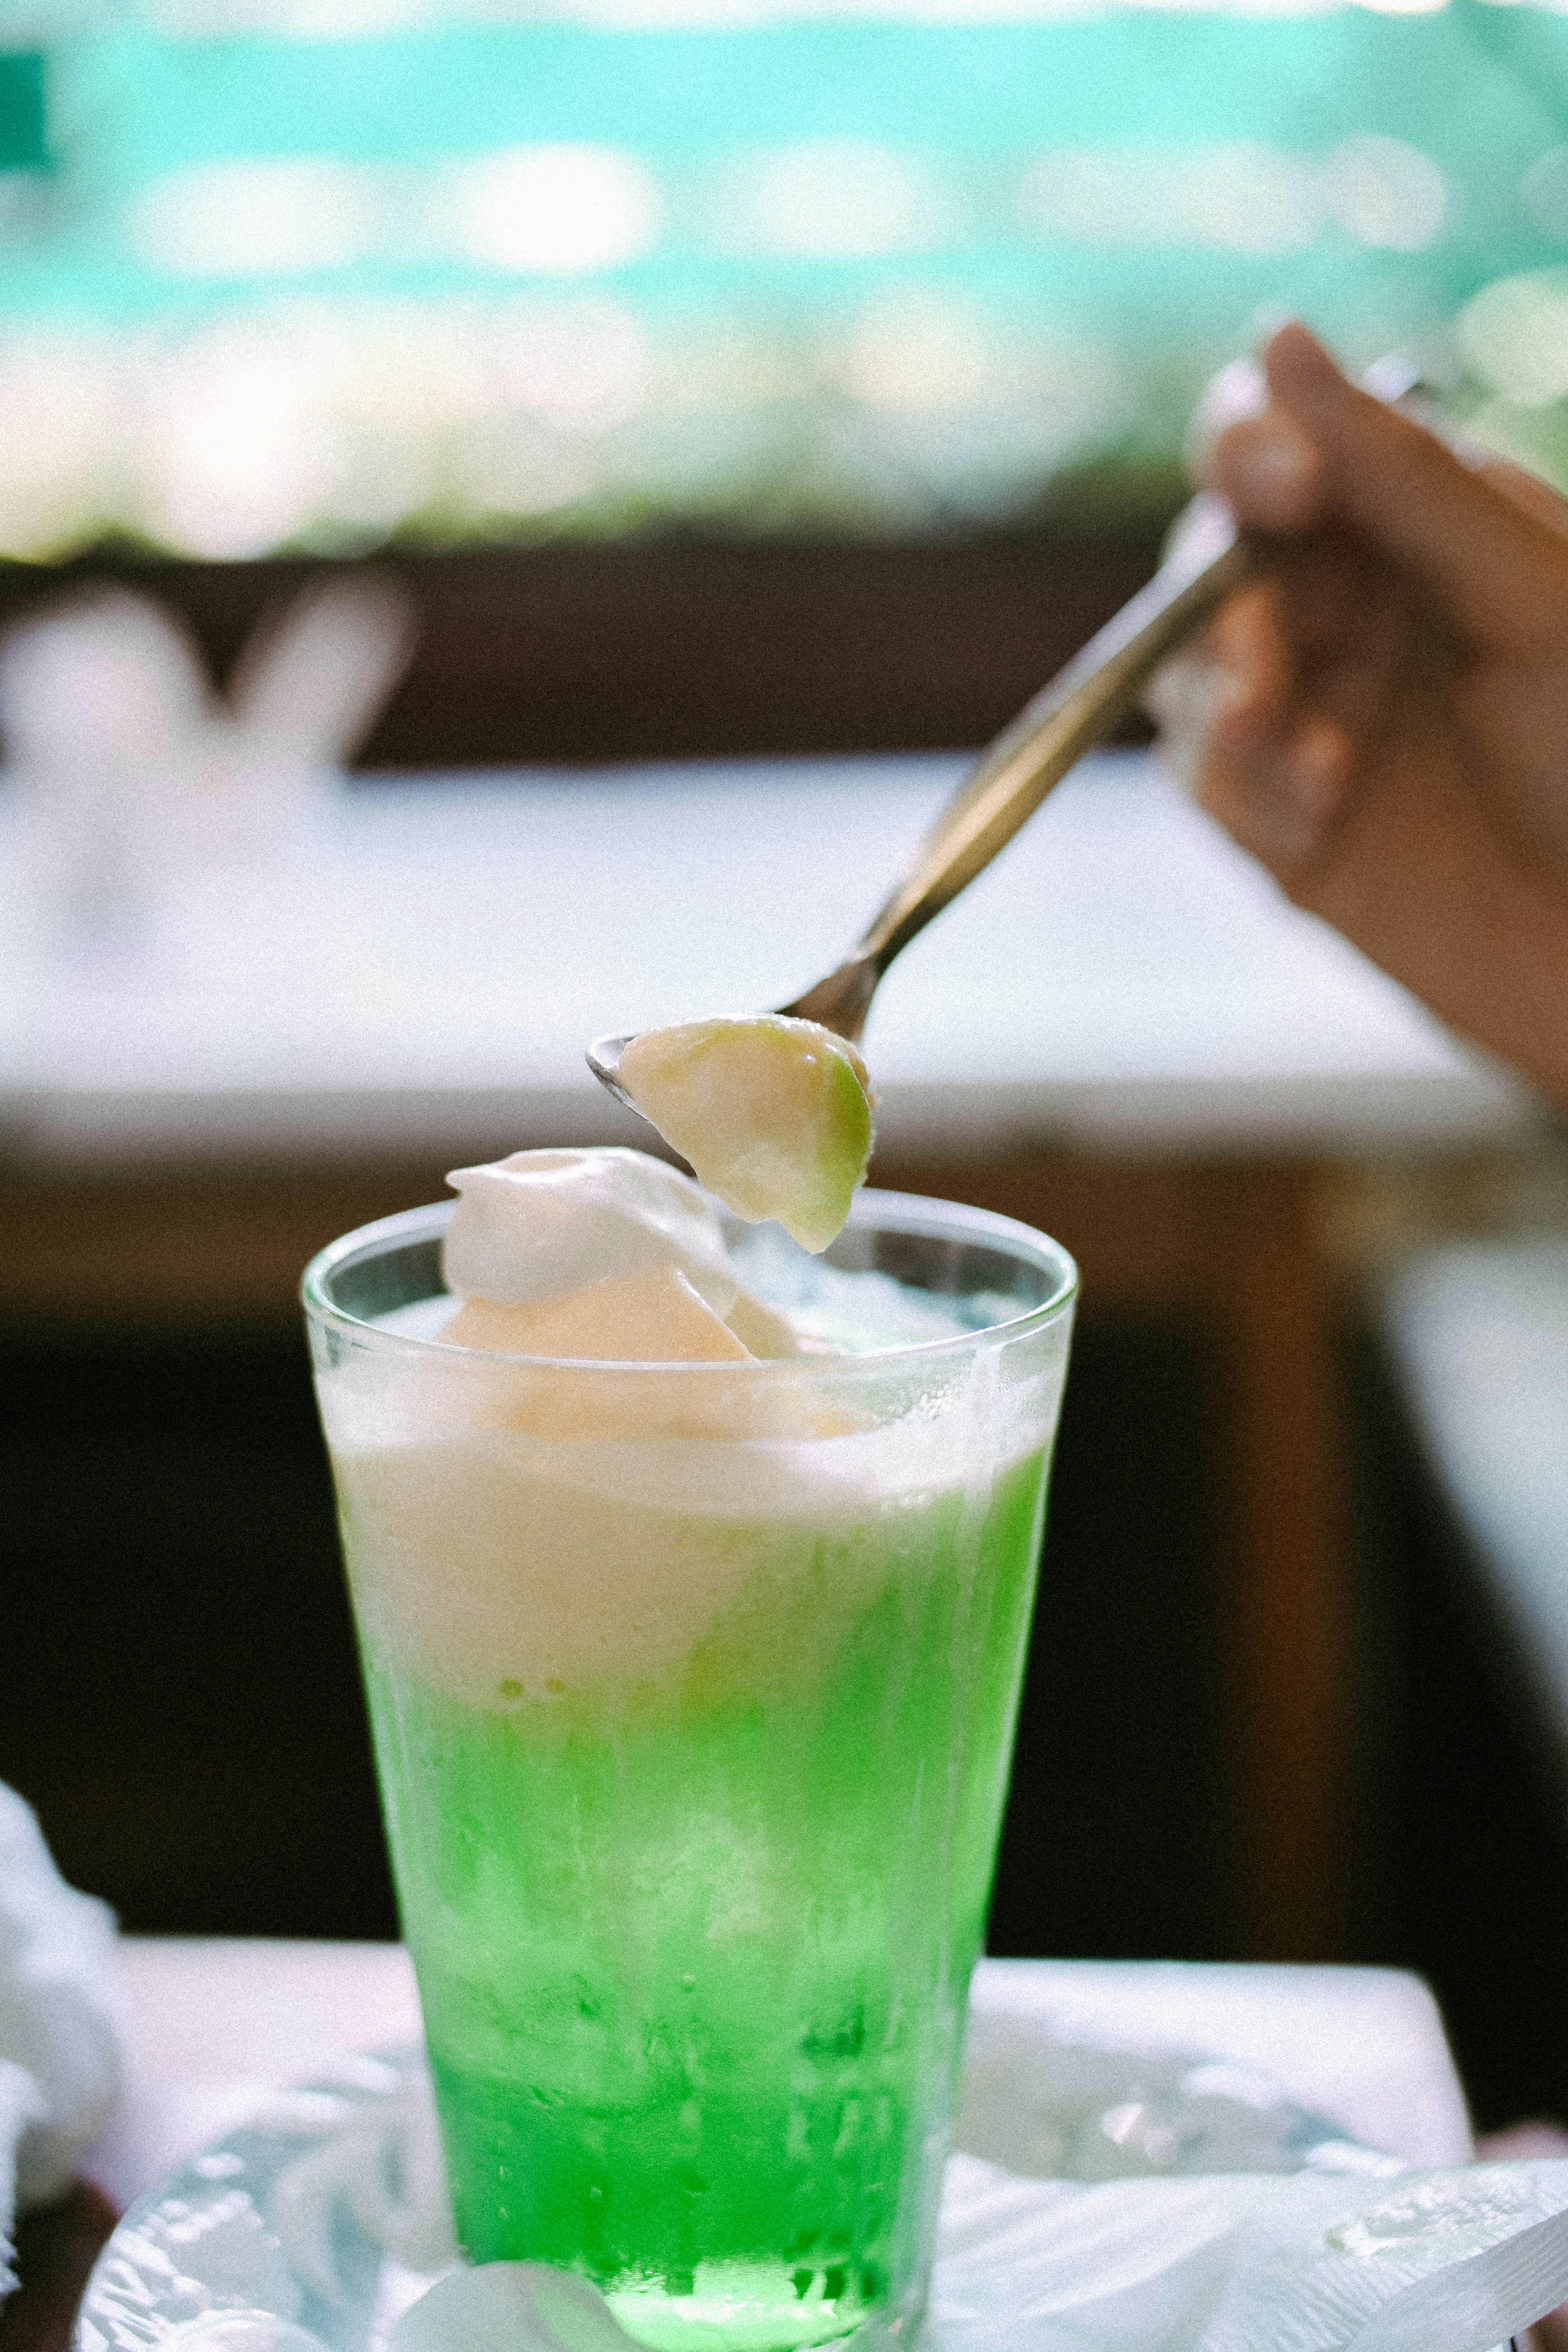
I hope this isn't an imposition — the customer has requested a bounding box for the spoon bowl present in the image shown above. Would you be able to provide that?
[585,1037,642,1116]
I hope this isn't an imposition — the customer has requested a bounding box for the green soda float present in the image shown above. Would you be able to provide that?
[305,1178,1075,2352]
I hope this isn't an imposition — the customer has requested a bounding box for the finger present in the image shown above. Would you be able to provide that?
[1145,586,1289,791]
[1292,568,1421,769]
[1263,322,1568,653]
[1205,411,1326,533]
[1258,529,1396,675]
[1202,707,1354,869]
[1149,586,1354,862]
[1144,637,1245,795]
[1477,453,1568,540]
[1290,730,1568,1105]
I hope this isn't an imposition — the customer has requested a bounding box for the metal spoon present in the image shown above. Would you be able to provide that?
[587,355,1425,1107]
[587,490,1248,1107]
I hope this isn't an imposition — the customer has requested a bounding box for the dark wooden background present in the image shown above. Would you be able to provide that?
[0,525,1167,768]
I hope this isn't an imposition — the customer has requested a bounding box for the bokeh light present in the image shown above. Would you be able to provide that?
[1521,147,1568,243]
[1320,136,1447,252]
[712,140,949,260]
[1458,269,1568,407]
[445,145,663,275]
[839,286,993,409]
[1018,137,1444,254]
[0,0,1554,552]
[129,158,382,278]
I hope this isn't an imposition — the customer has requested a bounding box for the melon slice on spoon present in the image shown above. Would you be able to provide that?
[613,1014,875,1254]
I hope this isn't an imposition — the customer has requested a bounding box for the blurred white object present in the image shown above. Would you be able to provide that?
[0,575,416,968]
[226,578,417,774]
[0,1784,122,2301]
[390,2266,630,2352]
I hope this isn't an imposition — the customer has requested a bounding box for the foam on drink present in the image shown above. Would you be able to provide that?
[317,1151,1021,1709]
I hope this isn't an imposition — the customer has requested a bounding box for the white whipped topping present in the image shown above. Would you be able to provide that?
[442,1147,738,1317]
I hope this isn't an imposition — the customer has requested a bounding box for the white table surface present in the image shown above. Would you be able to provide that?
[1,752,1540,1169]
[81,1939,1474,2218]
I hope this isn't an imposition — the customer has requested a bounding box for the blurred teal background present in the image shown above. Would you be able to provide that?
[0,0,1566,557]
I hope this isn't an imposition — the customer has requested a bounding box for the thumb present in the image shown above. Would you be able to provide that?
[1261,321,1568,653]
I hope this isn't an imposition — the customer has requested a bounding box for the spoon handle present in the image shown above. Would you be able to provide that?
[782,494,1252,1042]
[598,502,1243,1101]
[861,493,1252,972]
[825,358,1434,1013]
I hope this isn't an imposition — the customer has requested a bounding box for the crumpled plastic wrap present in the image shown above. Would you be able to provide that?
[375,2158,1568,2352]
[82,2011,1568,2352]
[933,2151,1568,2351]
[0,1784,123,2298]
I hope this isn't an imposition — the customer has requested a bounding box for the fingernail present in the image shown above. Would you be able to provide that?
[1228,416,1316,514]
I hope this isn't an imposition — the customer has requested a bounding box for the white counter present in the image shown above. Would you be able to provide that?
[0,751,1540,1171]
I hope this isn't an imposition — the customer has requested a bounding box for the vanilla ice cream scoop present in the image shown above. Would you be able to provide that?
[442,1268,752,1364]
[442,1147,739,1317]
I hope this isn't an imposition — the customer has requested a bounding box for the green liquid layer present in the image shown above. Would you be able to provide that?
[348,1446,1047,2349]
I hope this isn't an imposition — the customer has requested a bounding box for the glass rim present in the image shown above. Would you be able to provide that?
[301,1184,1078,1377]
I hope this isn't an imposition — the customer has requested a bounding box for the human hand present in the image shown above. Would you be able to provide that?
[1147,321,1568,1107]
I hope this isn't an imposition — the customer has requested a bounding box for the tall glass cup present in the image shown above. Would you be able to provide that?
[303,1188,1075,2352]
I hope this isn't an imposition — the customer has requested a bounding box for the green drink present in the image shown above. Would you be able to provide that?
[304,1188,1075,2352]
